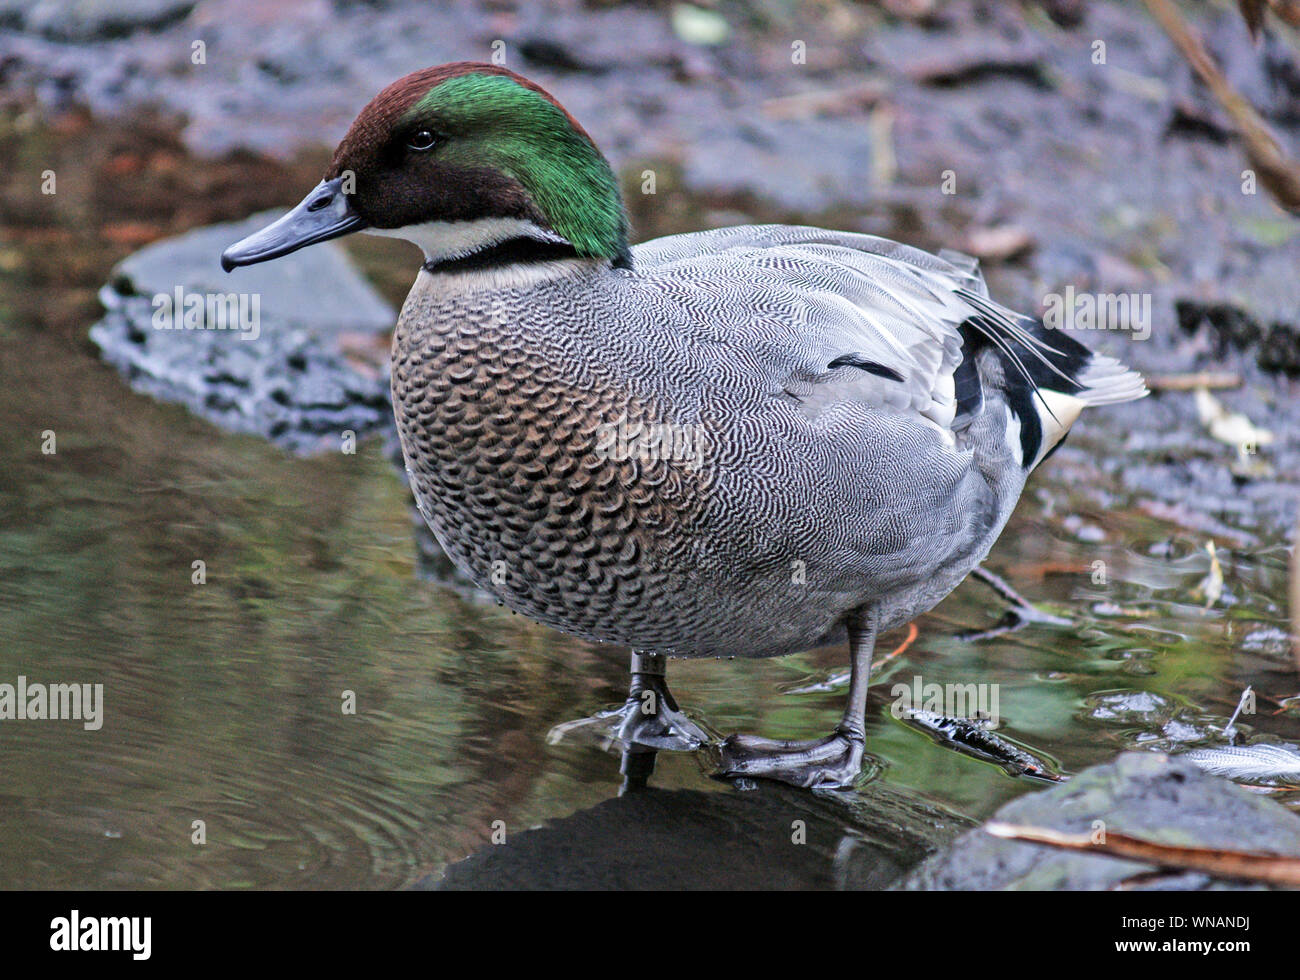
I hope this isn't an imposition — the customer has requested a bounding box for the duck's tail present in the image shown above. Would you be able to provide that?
[956,301,1147,471]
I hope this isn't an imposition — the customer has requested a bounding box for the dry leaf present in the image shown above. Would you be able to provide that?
[1194,386,1274,450]
[963,225,1035,262]
[1194,540,1224,609]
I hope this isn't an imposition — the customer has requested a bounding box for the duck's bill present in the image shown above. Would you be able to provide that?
[221,177,366,271]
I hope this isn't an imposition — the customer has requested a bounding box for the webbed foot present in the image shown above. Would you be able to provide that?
[547,656,712,753]
[708,728,867,790]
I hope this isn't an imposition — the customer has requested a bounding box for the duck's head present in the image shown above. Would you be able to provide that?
[221,62,630,273]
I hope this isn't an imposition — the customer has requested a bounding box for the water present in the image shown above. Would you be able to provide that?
[1,109,1297,889]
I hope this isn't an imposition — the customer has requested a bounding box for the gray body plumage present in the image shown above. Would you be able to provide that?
[390,225,1142,659]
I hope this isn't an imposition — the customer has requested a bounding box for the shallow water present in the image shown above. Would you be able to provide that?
[1,110,1297,890]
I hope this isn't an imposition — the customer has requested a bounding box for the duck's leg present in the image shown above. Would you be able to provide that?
[711,608,876,790]
[615,652,714,749]
[959,566,1070,641]
[547,652,712,753]
[618,744,658,795]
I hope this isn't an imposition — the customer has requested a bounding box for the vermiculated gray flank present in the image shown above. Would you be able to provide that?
[392,224,1138,660]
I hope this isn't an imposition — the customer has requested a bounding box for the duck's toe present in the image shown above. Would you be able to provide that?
[547,690,713,754]
[708,730,870,790]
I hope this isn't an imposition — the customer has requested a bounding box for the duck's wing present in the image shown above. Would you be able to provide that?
[634,224,1146,461]
[636,226,992,434]
[634,224,987,292]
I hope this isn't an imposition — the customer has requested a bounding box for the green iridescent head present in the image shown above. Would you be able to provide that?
[221,62,631,273]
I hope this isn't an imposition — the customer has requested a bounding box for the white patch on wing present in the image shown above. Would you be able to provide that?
[921,368,956,429]
[365,217,571,263]
[1004,404,1023,468]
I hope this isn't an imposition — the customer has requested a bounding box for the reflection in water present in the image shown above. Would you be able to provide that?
[424,780,971,891]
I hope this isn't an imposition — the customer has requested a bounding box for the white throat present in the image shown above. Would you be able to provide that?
[364,217,572,264]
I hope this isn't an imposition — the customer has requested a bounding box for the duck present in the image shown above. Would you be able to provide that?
[221,62,1146,790]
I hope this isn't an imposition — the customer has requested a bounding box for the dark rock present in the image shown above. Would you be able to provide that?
[1033,0,1088,29]
[3,0,196,41]
[90,212,396,454]
[518,37,602,74]
[1166,101,1235,142]
[899,752,1300,890]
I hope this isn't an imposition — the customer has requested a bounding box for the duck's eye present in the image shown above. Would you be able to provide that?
[406,130,437,152]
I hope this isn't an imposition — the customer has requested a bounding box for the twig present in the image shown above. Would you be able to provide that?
[971,566,1071,626]
[986,821,1300,885]
[1145,371,1242,391]
[761,83,887,120]
[1144,0,1300,213]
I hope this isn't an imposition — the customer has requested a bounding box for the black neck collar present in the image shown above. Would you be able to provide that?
[423,236,585,274]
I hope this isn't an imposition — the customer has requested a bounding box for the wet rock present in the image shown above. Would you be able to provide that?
[90,211,395,454]
[419,780,972,890]
[517,37,606,74]
[899,752,1300,890]
[1241,625,1294,655]
[1032,0,1088,29]
[1085,690,1173,723]
[902,48,1054,90]
[2,0,196,41]
[1176,299,1300,376]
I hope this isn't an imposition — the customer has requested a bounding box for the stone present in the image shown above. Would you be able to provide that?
[900,752,1300,890]
[90,212,395,454]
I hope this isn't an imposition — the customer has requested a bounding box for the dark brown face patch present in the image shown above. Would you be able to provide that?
[326,62,579,231]
[322,61,630,262]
